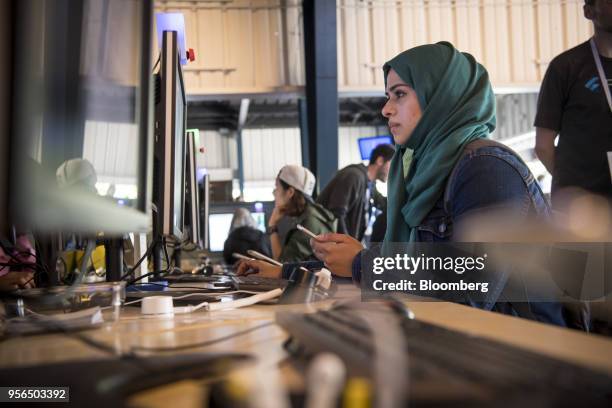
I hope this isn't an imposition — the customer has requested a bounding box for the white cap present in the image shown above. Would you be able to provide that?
[56,158,97,191]
[278,165,316,197]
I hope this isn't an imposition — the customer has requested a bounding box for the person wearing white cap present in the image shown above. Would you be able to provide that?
[267,165,337,263]
[56,158,98,193]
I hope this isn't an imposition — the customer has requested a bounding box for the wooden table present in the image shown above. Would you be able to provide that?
[1,284,611,407]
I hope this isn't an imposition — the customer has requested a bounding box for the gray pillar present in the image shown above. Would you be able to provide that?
[302,0,338,194]
[237,129,245,198]
[298,98,310,169]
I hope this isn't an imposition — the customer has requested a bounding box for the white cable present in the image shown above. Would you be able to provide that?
[121,289,262,308]
[132,289,283,315]
[208,288,283,311]
[190,288,283,312]
[133,289,284,314]
[123,299,144,306]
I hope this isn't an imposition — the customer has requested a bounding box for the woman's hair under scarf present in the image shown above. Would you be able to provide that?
[382,41,496,246]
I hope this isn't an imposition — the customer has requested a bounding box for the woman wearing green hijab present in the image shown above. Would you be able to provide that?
[239,42,564,325]
[311,42,565,325]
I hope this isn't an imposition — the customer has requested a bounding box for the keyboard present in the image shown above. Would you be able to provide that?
[164,274,234,285]
[159,274,286,292]
[276,302,612,406]
[232,275,288,292]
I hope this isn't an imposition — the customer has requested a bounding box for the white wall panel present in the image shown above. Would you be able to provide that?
[338,125,389,169]
[335,0,592,90]
[155,0,302,92]
[82,120,139,184]
[157,0,592,92]
[196,130,234,169]
[241,127,302,181]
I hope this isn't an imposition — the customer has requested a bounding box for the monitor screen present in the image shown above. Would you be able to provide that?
[208,213,234,252]
[358,135,393,161]
[173,57,186,237]
[199,174,210,250]
[152,29,185,239]
[184,130,201,248]
[9,0,153,233]
[252,213,266,233]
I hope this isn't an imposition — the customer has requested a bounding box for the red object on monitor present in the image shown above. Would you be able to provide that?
[187,48,195,62]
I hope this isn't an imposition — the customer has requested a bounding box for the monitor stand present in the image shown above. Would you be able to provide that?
[105,237,124,282]
[152,237,165,280]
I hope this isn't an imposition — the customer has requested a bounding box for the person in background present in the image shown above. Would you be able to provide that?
[267,165,336,263]
[534,0,612,206]
[223,208,271,265]
[316,144,395,242]
[56,158,98,193]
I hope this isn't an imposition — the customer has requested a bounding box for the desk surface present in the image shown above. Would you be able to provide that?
[1,284,612,406]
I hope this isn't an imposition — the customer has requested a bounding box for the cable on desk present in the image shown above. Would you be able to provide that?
[126,271,167,286]
[118,290,262,308]
[0,240,48,283]
[119,237,160,281]
[130,321,275,352]
[128,281,233,292]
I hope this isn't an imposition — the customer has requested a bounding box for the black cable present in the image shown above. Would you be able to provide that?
[128,282,232,291]
[162,236,171,270]
[119,238,158,281]
[0,243,45,276]
[125,270,169,286]
[123,237,173,285]
[0,243,48,284]
[0,240,25,265]
[130,322,274,352]
[0,263,42,284]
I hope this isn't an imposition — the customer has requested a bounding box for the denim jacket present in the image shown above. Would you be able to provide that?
[352,139,566,326]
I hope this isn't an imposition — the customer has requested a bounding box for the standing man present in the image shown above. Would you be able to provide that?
[316,143,395,241]
[534,0,612,204]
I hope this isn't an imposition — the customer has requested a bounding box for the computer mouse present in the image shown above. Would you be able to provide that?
[193,264,214,276]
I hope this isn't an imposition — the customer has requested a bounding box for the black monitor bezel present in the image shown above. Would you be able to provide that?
[184,129,201,248]
[154,29,186,240]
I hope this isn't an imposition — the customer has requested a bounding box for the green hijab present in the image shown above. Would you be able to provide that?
[382,42,496,245]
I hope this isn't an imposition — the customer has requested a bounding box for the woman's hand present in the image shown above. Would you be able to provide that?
[235,259,282,279]
[268,206,284,228]
[310,233,364,278]
[0,271,35,291]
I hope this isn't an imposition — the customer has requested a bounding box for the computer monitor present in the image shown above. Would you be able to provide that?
[9,0,153,234]
[152,30,186,240]
[208,213,234,252]
[252,213,266,233]
[207,204,266,253]
[358,135,393,161]
[183,130,201,248]
[199,173,210,250]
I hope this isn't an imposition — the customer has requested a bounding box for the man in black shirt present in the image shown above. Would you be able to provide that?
[534,0,612,203]
[316,144,395,242]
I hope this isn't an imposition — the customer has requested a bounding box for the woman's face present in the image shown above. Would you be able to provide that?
[273,178,293,208]
[381,68,423,145]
